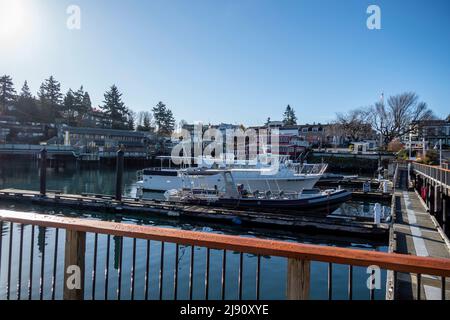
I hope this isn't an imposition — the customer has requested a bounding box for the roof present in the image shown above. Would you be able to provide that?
[65,126,147,138]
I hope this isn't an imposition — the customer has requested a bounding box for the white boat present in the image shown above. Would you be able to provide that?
[136,156,327,193]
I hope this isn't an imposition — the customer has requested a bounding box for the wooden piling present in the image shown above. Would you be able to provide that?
[63,230,86,300]
[40,148,47,196]
[115,149,124,202]
[286,258,310,300]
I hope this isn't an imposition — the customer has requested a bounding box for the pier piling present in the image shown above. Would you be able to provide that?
[40,148,47,196]
[115,149,124,202]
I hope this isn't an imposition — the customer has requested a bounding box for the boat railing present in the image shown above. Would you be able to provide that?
[297,163,328,175]
[1,210,448,300]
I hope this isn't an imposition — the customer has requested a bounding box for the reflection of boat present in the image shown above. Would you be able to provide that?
[137,156,327,193]
[164,169,351,213]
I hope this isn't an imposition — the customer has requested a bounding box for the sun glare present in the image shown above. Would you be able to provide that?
[0,0,29,41]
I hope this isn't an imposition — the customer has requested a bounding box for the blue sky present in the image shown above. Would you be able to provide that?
[0,0,449,126]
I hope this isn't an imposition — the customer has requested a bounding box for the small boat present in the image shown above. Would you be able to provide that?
[164,169,351,213]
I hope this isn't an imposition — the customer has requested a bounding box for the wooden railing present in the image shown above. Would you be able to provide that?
[0,210,449,300]
[413,163,450,189]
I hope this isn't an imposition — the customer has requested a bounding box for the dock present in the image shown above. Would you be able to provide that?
[389,167,450,300]
[0,188,389,240]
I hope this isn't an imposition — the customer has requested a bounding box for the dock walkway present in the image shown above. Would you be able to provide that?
[392,168,450,299]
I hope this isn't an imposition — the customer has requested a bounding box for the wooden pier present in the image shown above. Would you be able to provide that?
[0,188,389,240]
[388,166,450,300]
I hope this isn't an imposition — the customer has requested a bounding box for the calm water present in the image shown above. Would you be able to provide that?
[0,160,389,300]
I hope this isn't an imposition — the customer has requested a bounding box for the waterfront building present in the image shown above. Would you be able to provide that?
[0,115,56,144]
[409,119,450,149]
[60,126,151,157]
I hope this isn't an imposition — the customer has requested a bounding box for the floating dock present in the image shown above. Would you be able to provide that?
[0,188,389,240]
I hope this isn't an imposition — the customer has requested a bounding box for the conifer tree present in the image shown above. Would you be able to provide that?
[100,85,130,129]
[0,75,16,115]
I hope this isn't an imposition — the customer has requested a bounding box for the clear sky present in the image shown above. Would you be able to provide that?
[0,0,449,126]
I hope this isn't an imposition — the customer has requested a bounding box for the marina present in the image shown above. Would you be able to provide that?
[1,149,449,301]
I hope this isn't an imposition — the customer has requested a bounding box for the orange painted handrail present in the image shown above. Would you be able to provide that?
[1,210,450,277]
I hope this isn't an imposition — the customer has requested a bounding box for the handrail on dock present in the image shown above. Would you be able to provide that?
[413,162,450,189]
[0,210,449,300]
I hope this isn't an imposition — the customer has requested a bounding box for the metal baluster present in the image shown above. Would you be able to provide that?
[117,236,123,300]
[174,244,179,300]
[28,225,35,300]
[130,238,136,300]
[417,274,421,300]
[39,227,46,300]
[51,228,59,300]
[256,255,261,300]
[370,268,375,300]
[205,248,210,300]
[238,252,243,300]
[104,234,110,300]
[348,265,353,300]
[144,240,150,300]
[17,224,24,300]
[159,242,165,300]
[0,221,3,289]
[6,222,13,300]
[189,246,194,300]
[92,233,98,300]
[442,276,446,300]
[221,249,226,300]
[328,263,333,300]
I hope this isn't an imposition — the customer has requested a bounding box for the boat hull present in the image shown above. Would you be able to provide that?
[183,189,352,213]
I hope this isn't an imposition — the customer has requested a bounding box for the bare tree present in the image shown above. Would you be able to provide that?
[334,109,372,142]
[366,92,433,147]
[136,111,155,132]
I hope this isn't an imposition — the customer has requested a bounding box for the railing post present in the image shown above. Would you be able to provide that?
[287,258,310,300]
[115,148,124,201]
[40,148,47,196]
[63,230,86,300]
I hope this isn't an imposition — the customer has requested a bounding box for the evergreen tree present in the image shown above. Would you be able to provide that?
[82,92,92,112]
[38,76,63,120]
[14,81,36,122]
[164,108,176,135]
[100,85,130,129]
[127,111,136,130]
[63,89,77,125]
[283,105,297,125]
[72,86,92,126]
[20,81,32,99]
[0,75,16,115]
[152,101,175,136]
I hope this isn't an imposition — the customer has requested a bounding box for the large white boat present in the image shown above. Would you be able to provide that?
[136,156,327,193]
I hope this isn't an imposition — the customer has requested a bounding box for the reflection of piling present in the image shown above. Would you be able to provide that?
[40,148,47,196]
[113,235,121,270]
[37,226,46,255]
[115,149,124,201]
